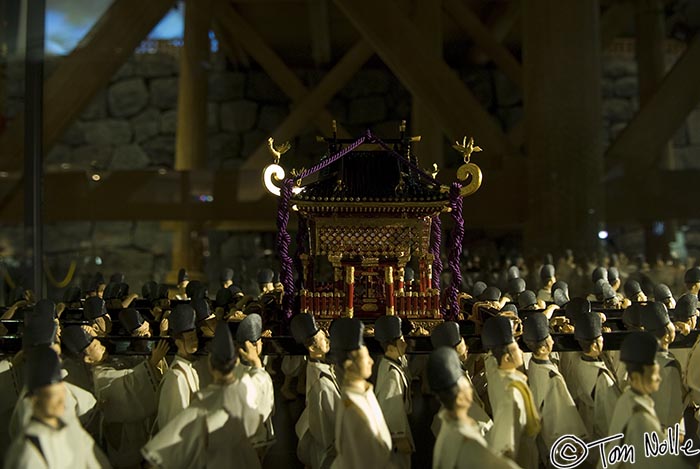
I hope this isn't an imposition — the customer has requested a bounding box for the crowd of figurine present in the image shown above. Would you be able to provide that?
[4,257,700,469]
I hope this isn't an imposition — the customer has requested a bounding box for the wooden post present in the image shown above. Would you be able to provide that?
[522,0,603,256]
[635,0,675,260]
[411,0,444,173]
[169,0,212,284]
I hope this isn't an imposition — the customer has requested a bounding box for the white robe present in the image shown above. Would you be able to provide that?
[331,382,393,469]
[142,377,264,469]
[0,356,24,458]
[602,388,694,469]
[432,410,520,469]
[527,358,587,463]
[486,369,539,469]
[94,359,164,467]
[571,355,620,440]
[233,362,275,450]
[652,350,686,431]
[296,360,340,469]
[4,417,111,469]
[375,357,413,469]
[683,335,700,406]
[157,355,199,430]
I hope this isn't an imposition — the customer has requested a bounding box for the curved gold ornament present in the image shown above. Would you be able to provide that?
[456,163,482,196]
[262,164,304,197]
[452,136,484,197]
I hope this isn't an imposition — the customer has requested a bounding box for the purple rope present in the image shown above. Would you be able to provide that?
[277,178,295,319]
[299,134,366,180]
[294,215,308,288]
[446,183,464,320]
[430,215,442,292]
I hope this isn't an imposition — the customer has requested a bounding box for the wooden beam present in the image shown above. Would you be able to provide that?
[214,0,347,137]
[411,0,445,174]
[243,40,373,172]
[0,170,278,225]
[334,0,517,158]
[0,0,175,171]
[0,168,528,227]
[523,0,603,255]
[307,0,332,66]
[605,34,700,171]
[444,0,522,88]
[176,0,212,170]
[484,0,521,43]
[601,1,633,49]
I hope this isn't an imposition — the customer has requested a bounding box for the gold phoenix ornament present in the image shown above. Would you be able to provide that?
[452,136,483,197]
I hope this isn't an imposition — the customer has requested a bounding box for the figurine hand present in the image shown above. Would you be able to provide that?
[149,340,170,368]
[159,318,169,335]
[239,341,262,369]
[56,303,66,318]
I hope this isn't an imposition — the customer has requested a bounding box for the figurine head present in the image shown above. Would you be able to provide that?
[209,322,238,381]
[621,331,661,395]
[685,267,700,294]
[428,347,471,416]
[575,312,604,357]
[523,313,553,360]
[330,318,373,381]
[482,316,523,371]
[291,313,329,358]
[62,326,107,364]
[170,304,199,356]
[374,315,406,359]
[431,321,467,365]
[26,346,66,427]
[641,302,675,350]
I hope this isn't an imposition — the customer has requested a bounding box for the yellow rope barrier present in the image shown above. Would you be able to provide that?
[42,258,77,288]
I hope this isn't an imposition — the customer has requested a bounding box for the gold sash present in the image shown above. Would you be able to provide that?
[508,380,541,437]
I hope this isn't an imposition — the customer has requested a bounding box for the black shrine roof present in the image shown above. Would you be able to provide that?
[293,150,448,203]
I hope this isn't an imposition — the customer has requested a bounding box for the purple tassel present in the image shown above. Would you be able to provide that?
[277,178,295,319]
[447,183,464,320]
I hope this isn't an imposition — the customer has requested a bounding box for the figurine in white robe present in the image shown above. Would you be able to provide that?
[234,312,275,459]
[374,315,413,468]
[4,346,110,469]
[290,313,340,469]
[600,331,694,469]
[427,347,519,469]
[330,317,393,469]
[142,322,266,469]
[482,316,540,469]
[570,311,620,440]
[429,321,492,437]
[639,302,687,431]
[523,313,587,465]
[61,325,169,467]
[157,304,200,429]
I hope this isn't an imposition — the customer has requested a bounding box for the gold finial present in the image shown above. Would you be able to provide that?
[452,136,482,164]
[267,137,291,164]
[332,120,337,135]
[425,163,439,179]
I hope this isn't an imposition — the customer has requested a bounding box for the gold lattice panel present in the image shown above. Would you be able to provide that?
[314,218,431,257]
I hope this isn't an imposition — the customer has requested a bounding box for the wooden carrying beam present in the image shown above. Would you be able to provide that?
[0,0,175,171]
[334,0,518,159]
[605,34,700,171]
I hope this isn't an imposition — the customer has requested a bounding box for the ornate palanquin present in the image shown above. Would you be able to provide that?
[263,124,485,329]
